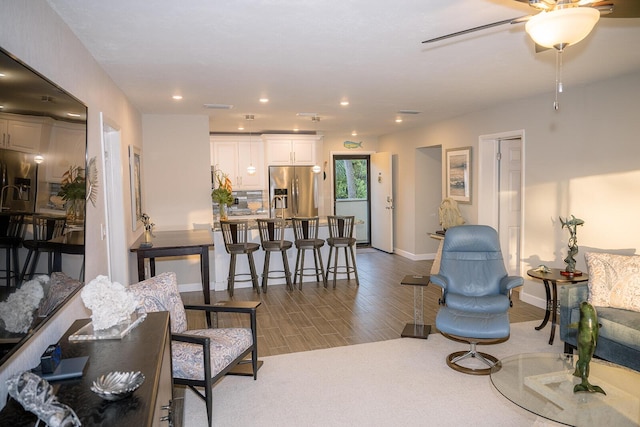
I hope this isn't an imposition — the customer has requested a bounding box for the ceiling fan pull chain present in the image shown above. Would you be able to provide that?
[554,49,564,111]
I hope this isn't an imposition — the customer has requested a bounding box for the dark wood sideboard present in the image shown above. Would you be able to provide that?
[0,311,174,426]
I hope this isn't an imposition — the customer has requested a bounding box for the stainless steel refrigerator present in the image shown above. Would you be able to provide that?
[0,149,36,212]
[269,165,319,218]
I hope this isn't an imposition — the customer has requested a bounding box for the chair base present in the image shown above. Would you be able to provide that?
[441,333,507,376]
[446,349,498,376]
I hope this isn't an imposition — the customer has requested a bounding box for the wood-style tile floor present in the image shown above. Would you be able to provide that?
[181,249,546,357]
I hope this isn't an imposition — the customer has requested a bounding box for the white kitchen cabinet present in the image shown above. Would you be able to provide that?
[263,135,321,165]
[45,121,87,182]
[0,115,44,153]
[211,136,265,190]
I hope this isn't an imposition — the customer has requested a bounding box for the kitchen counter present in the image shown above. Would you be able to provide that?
[212,217,347,291]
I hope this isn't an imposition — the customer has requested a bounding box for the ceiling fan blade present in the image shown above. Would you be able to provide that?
[422,15,530,44]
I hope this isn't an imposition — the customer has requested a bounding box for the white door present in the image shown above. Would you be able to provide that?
[498,138,522,276]
[371,152,393,253]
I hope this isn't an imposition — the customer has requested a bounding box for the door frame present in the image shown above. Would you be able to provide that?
[100,113,129,285]
[478,130,526,275]
[330,150,375,245]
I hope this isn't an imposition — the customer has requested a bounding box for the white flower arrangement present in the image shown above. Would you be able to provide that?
[81,276,138,330]
[0,276,48,333]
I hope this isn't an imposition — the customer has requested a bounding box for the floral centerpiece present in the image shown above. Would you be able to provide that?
[58,165,86,222]
[211,165,233,220]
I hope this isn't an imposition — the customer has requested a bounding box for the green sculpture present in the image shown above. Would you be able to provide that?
[570,301,606,395]
[560,215,584,274]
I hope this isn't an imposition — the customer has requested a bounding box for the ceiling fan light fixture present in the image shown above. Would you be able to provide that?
[525,7,600,49]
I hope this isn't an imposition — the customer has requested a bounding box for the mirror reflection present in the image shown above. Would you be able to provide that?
[0,47,86,366]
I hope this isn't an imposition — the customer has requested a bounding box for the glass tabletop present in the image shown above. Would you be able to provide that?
[490,353,640,426]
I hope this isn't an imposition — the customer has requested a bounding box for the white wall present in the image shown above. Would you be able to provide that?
[134,115,213,286]
[0,1,142,407]
[379,71,640,305]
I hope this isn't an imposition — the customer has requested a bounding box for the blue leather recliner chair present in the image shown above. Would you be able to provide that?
[431,225,523,375]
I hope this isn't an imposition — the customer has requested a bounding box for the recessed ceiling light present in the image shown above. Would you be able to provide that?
[259,98,269,103]
[172,95,183,100]
[395,118,403,123]
[238,126,245,131]
[340,100,349,106]
[0,73,5,78]
[351,131,357,136]
[293,128,299,132]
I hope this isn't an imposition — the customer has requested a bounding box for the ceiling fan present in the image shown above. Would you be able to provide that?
[422,0,640,50]
[422,0,639,110]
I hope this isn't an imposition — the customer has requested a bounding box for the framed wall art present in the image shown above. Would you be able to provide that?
[446,147,471,204]
[129,145,143,230]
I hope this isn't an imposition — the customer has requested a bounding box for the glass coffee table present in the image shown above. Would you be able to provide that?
[491,353,640,426]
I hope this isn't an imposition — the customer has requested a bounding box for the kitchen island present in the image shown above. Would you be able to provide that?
[212,218,355,291]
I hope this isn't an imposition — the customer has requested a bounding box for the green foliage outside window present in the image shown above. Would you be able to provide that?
[335,159,367,199]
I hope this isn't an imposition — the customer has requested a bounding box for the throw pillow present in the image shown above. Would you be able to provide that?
[586,252,640,312]
[37,272,82,317]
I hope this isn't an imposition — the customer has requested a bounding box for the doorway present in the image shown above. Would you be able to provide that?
[478,131,524,277]
[333,154,370,245]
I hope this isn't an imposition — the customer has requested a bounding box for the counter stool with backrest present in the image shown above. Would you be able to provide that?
[21,214,67,281]
[220,220,260,297]
[0,213,26,288]
[325,215,359,288]
[292,217,326,289]
[256,218,293,292]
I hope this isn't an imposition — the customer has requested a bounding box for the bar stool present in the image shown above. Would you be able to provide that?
[21,214,67,281]
[257,218,293,292]
[325,215,359,288]
[292,217,326,289]
[0,212,26,288]
[220,220,260,297]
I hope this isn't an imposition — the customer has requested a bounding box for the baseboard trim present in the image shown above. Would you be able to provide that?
[394,248,436,261]
[519,290,546,310]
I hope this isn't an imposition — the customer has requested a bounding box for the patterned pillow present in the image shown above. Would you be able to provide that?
[128,272,188,333]
[586,252,640,312]
[37,272,82,317]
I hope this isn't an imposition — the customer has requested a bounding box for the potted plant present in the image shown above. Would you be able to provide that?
[58,165,86,223]
[211,166,233,220]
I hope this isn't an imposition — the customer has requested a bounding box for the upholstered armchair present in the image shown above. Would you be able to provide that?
[431,225,523,374]
[129,272,260,426]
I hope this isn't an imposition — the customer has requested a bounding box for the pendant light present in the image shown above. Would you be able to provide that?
[246,116,256,175]
[311,115,321,174]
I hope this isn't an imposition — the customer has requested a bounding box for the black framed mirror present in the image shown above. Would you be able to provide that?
[0,47,87,366]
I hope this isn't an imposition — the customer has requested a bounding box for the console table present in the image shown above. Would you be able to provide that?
[130,229,214,304]
[0,312,174,426]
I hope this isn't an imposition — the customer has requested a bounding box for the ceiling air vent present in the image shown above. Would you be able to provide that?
[397,110,421,115]
[203,103,233,109]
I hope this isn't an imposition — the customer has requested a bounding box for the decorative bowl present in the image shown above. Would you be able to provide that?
[90,371,145,401]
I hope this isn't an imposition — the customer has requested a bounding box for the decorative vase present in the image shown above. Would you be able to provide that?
[144,229,152,243]
[66,198,85,223]
[219,203,228,221]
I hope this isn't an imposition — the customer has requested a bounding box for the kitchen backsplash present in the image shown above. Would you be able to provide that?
[213,190,266,216]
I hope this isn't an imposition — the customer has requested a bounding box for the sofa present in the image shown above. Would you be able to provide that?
[559,252,640,372]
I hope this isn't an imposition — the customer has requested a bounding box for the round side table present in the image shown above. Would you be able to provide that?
[526,268,588,345]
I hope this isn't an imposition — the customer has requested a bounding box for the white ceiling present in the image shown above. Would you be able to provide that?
[46,0,640,137]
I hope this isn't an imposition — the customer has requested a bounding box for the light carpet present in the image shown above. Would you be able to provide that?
[183,321,565,426]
